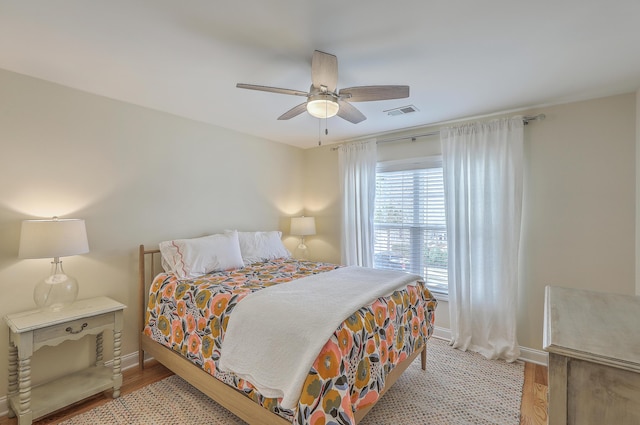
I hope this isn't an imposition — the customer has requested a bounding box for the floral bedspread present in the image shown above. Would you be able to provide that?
[144,258,437,424]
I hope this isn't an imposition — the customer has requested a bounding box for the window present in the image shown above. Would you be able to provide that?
[373,157,448,295]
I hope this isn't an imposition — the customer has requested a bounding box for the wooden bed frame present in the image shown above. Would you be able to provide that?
[138,245,427,425]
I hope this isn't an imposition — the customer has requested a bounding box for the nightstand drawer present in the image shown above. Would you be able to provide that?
[33,312,114,346]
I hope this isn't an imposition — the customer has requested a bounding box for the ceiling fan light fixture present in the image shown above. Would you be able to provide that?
[307,94,339,119]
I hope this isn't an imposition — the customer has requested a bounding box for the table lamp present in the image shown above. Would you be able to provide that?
[290,216,316,251]
[19,217,89,311]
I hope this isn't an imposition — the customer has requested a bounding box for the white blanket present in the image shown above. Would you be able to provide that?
[217,266,422,410]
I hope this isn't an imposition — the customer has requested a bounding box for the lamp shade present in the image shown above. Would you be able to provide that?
[290,216,316,236]
[19,218,89,259]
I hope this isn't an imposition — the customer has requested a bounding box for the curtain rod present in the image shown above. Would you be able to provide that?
[330,113,545,151]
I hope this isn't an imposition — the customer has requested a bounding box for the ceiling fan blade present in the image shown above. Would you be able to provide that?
[236,83,308,97]
[339,85,410,102]
[311,50,338,92]
[277,102,308,120]
[337,100,366,124]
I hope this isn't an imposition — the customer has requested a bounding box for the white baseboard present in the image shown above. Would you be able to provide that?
[519,345,549,366]
[0,396,6,419]
[1,333,549,418]
[0,351,141,418]
[432,325,452,340]
[431,326,549,366]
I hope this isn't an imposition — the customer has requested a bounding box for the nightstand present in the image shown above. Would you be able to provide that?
[4,296,126,425]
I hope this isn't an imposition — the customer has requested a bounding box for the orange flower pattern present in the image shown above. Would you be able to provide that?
[144,258,437,425]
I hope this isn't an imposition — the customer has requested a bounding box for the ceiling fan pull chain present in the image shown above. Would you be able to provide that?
[325,102,329,137]
[318,118,322,146]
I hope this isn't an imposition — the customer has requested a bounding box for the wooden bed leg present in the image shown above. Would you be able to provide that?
[421,345,427,370]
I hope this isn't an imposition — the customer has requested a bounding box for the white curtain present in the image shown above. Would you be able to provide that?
[441,117,524,362]
[338,139,377,267]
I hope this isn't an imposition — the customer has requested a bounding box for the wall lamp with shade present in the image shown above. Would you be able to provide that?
[290,216,316,251]
[19,217,89,312]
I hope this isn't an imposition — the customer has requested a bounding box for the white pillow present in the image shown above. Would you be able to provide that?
[235,230,291,264]
[159,231,245,279]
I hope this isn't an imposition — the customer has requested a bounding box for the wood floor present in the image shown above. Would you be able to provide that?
[0,360,548,425]
[520,362,549,425]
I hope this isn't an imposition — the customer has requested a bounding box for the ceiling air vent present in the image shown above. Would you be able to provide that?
[384,105,419,116]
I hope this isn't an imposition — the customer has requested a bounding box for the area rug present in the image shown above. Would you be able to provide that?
[60,337,524,425]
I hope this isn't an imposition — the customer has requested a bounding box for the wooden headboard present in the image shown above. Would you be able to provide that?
[138,245,161,368]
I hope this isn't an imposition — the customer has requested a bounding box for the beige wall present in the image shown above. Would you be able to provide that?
[0,69,305,398]
[301,146,342,264]
[637,89,640,296]
[304,93,637,351]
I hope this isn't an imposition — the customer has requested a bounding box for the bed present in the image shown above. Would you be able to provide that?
[138,230,438,424]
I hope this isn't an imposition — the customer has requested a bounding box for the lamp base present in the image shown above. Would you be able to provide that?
[34,262,79,312]
[295,240,310,261]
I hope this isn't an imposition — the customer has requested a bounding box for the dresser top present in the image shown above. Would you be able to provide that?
[4,296,126,333]
[543,285,640,371]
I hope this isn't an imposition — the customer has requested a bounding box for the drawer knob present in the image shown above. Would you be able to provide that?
[66,322,88,334]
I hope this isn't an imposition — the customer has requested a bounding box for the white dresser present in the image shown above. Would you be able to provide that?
[543,285,640,425]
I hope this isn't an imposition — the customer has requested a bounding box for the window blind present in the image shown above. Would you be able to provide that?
[373,163,448,294]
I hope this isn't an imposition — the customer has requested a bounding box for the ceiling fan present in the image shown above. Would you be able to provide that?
[236,50,409,124]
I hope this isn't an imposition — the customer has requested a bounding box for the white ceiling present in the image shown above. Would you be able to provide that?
[1,1,639,149]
